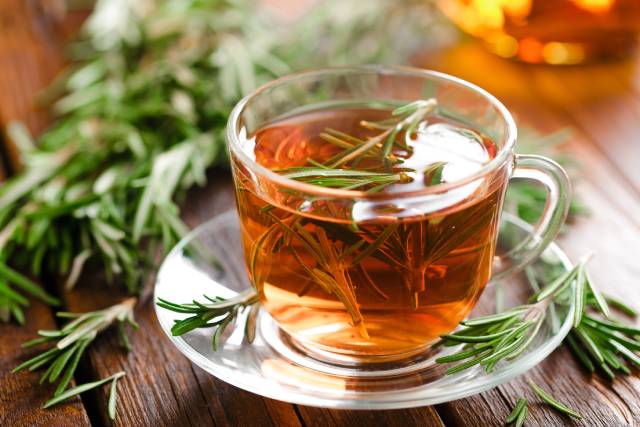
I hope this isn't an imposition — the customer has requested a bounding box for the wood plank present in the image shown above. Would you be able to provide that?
[533,64,640,194]
[296,406,444,427]
[437,346,638,427]
[0,0,85,170]
[0,302,91,427]
[0,2,92,426]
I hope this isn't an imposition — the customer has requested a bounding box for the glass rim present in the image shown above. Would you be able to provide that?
[226,65,517,200]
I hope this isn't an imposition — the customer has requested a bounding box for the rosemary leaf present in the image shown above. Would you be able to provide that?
[506,398,527,424]
[566,333,595,372]
[529,381,582,419]
[515,406,528,427]
[108,374,120,420]
[44,371,125,409]
[604,295,638,317]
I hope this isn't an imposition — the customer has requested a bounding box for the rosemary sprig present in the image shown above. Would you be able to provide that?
[278,99,437,193]
[506,383,583,426]
[13,298,136,417]
[44,371,126,420]
[156,290,259,350]
[529,381,582,419]
[324,99,437,170]
[0,262,60,324]
[506,398,528,427]
[437,254,640,381]
[278,168,412,192]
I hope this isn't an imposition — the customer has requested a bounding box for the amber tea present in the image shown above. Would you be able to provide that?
[231,101,509,359]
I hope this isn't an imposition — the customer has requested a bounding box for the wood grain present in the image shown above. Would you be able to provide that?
[0,0,85,170]
[0,2,91,426]
[0,302,90,427]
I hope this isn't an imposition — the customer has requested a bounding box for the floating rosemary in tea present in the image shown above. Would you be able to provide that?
[229,98,510,356]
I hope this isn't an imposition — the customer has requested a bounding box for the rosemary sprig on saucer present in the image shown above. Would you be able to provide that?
[157,290,259,350]
[13,298,137,418]
[437,255,640,378]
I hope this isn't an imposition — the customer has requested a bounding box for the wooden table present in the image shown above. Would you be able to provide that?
[1,2,639,426]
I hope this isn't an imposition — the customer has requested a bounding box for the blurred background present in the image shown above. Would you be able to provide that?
[1,0,639,174]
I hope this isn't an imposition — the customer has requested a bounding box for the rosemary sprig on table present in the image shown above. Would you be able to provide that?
[529,381,582,419]
[506,382,583,426]
[13,298,137,418]
[0,262,60,324]
[506,397,528,427]
[0,0,444,323]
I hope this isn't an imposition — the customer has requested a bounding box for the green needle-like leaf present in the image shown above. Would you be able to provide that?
[506,398,527,424]
[515,406,528,427]
[529,381,582,419]
[108,374,121,420]
[44,371,125,409]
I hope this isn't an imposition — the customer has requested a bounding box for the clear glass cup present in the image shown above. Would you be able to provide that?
[226,66,570,364]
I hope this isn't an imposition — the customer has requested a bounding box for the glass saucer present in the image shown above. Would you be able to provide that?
[154,211,575,409]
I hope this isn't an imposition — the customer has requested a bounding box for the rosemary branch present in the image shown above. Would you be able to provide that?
[13,298,137,418]
[156,290,259,350]
[437,255,640,381]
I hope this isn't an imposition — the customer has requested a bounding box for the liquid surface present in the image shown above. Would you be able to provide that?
[250,108,495,193]
[232,107,507,359]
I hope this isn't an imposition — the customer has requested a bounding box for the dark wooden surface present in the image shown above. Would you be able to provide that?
[1,2,639,427]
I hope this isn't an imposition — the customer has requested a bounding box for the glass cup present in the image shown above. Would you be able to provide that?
[226,66,570,364]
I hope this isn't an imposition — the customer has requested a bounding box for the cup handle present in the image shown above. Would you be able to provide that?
[492,154,572,281]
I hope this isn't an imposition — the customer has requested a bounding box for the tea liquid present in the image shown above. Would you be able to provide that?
[233,106,506,358]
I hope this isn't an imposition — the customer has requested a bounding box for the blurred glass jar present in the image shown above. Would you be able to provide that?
[438,0,640,64]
